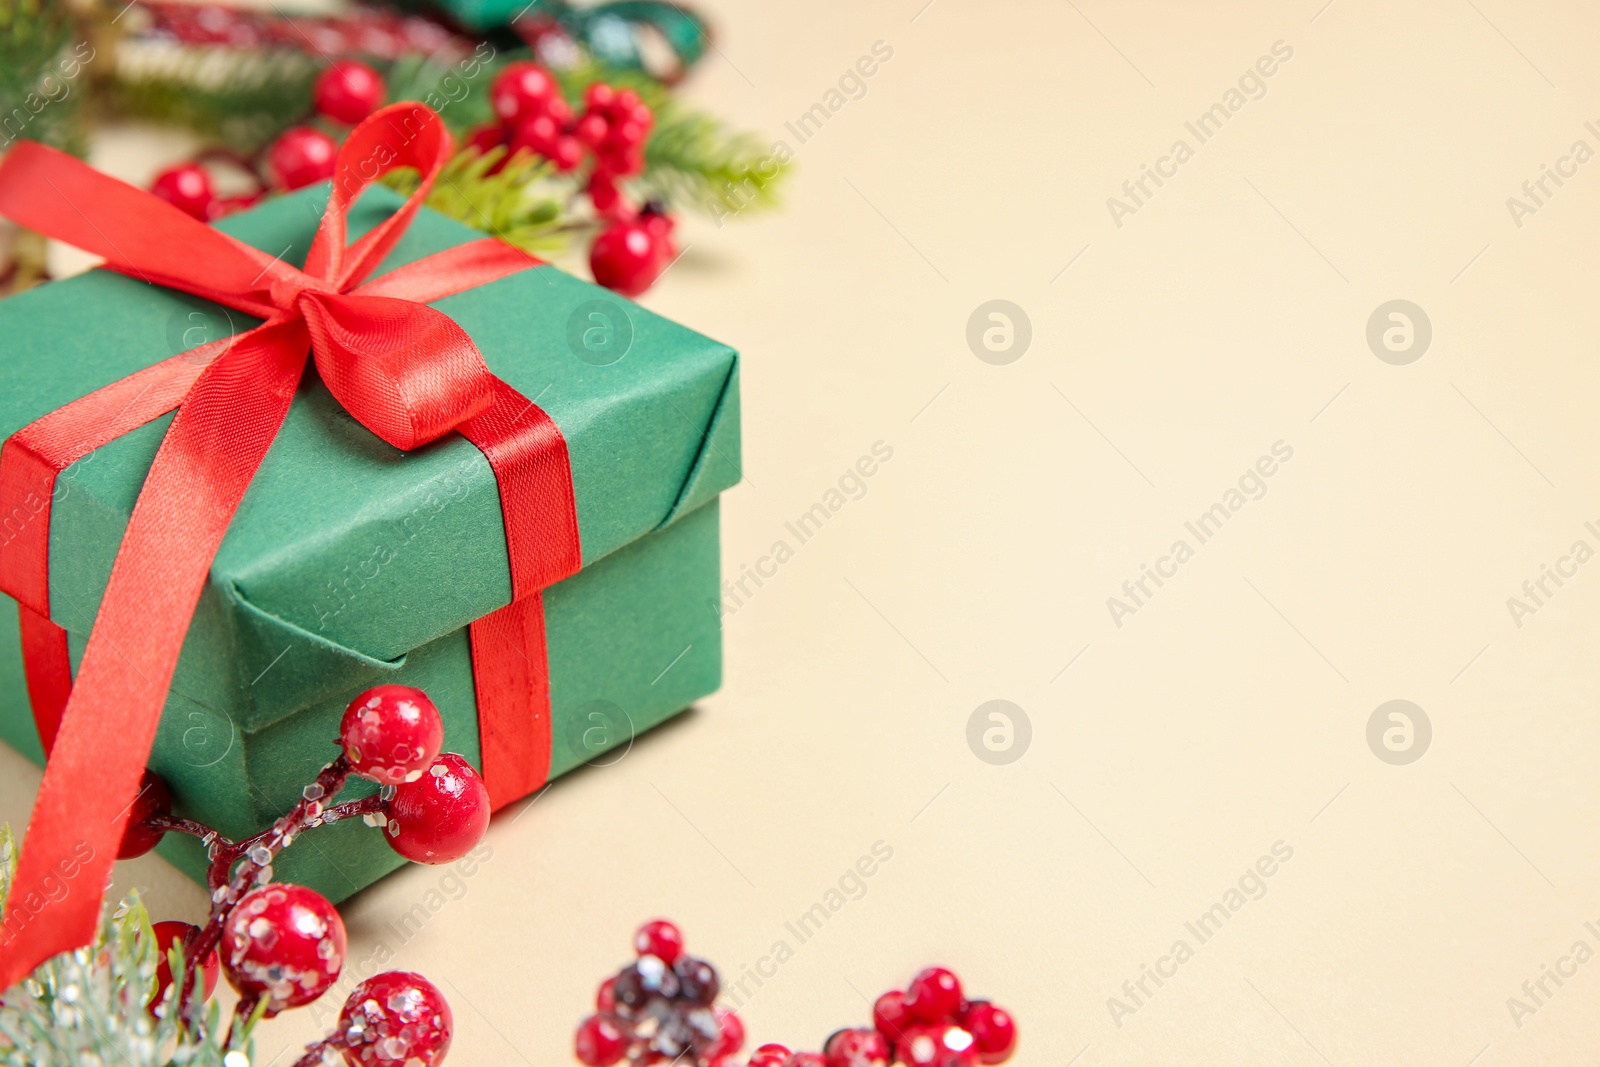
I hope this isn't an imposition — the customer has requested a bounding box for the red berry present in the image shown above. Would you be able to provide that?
[382,753,491,864]
[220,884,346,1016]
[465,122,506,154]
[789,1055,828,1067]
[590,218,673,297]
[550,136,585,172]
[584,82,616,112]
[575,112,609,148]
[825,1027,891,1067]
[119,771,171,859]
[596,976,617,1012]
[267,127,338,190]
[313,60,384,125]
[587,170,626,217]
[897,1026,976,1067]
[612,89,642,117]
[148,920,218,1012]
[542,93,574,125]
[341,684,445,786]
[149,163,215,221]
[873,990,911,1042]
[492,61,559,123]
[606,119,649,153]
[575,1014,627,1066]
[338,971,452,1066]
[511,113,563,157]
[705,1006,745,1059]
[906,967,964,1022]
[615,147,646,178]
[748,1046,791,1067]
[633,919,684,963]
[960,1002,1016,1064]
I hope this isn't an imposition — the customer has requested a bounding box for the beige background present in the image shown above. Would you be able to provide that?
[7,0,1600,1063]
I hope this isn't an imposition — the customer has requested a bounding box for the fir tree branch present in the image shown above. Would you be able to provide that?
[0,827,255,1066]
[380,145,583,257]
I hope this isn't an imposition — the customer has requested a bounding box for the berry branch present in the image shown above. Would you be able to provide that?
[575,922,1020,1067]
[1,683,487,1066]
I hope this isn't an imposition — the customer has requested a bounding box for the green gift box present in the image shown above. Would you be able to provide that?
[0,184,738,901]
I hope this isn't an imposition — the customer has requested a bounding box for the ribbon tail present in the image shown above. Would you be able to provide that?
[469,594,552,812]
[17,606,71,755]
[0,321,307,990]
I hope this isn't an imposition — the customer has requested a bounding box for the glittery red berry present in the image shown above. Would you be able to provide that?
[148,920,218,1012]
[825,1027,891,1067]
[267,127,338,190]
[149,163,215,221]
[596,976,617,1012]
[873,989,912,1043]
[590,217,673,297]
[906,967,964,1022]
[313,60,385,125]
[705,1006,744,1059]
[341,684,445,786]
[220,884,346,1016]
[634,919,684,963]
[959,1002,1016,1064]
[574,1013,627,1066]
[382,753,491,864]
[338,970,452,1067]
[119,771,171,859]
[897,1026,977,1067]
[492,61,559,123]
[747,1045,791,1067]
[789,1054,828,1067]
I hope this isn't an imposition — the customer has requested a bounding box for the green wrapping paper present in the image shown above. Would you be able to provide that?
[0,184,739,900]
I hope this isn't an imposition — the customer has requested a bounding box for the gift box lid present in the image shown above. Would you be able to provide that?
[0,184,739,733]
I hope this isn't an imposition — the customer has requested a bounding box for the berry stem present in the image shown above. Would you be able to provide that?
[178,756,354,1028]
[226,990,263,1047]
[290,1037,343,1067]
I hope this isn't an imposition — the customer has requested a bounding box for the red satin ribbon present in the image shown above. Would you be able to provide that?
[0,103,580,989]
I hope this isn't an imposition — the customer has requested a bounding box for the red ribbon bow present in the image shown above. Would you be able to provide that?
[0,104,581,988]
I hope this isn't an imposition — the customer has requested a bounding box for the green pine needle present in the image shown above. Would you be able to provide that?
[0,827,255,1066]
[380,146,579,257]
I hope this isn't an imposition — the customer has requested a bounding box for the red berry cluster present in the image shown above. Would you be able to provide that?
[147,58,386,220]
[866,969,1017,1067]
[737,969,1015,1067]
[574,928,1017,1067]
[576,920,744,1067]
[149,58,679,296]
[124,684,484,1064]
[473,61,652,185]
[471,62,679,297]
